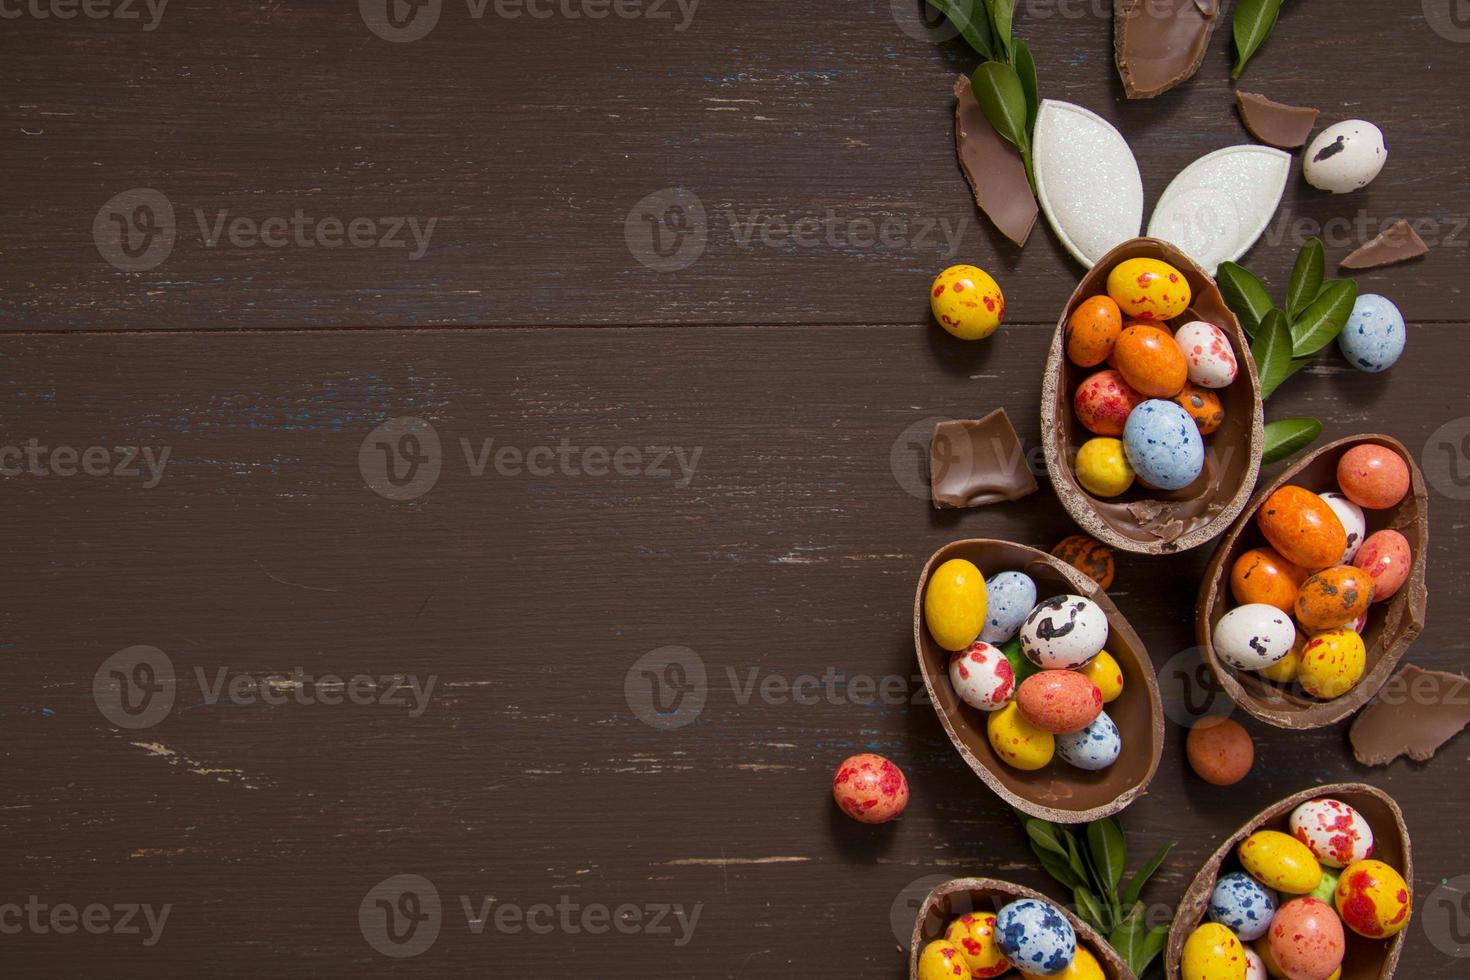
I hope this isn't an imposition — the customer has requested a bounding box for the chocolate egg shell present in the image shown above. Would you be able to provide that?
[1043,238,1263,555]
[1196,434,1428,729]
[911,878,1136,980]
[1166,783,1411,980]
[916,540,1163,822]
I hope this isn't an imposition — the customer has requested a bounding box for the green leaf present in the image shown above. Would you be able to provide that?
[1109,903,1148,974]
[1232,0,1283,80]
[1252,308,1293,399]
[985,0,1014,58]
[1263,418,1323,465]
[1121,840,1175,909]
[1138,924,1171,975]
[1025,819,1069,858]
[1216,261,1275,339]
[1291,279,1359,357]
[1086,818,1126,893]
[1286,238,1325,321]
[971,61,1029,151]
[929,0,995,61]
[1012,38,1040,139]
[1073,886,1108,935]
[1030,842,1082,889]
[1064,832,1091,887]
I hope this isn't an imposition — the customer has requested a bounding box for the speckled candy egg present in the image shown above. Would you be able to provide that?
[987,701,1056,771]
[1209,872,1279,942]
[1231,547,1307,614]
[995,900,1076,977]
[1051,535,1116,590]
[1339,294,1405,374]
[1123,399,1205,491]
[1353,529,1413,601]
[981,571,1038,644]
[1115,324,1189,398]
[1066,295,1124,368]
[1298,627,1367,700]
[1241,946,1266,980]
[1258,486,1348,571]
[1337,444,1410,510]
[932,265,1005,341]
[1268,898,1345,980]
[925,558,988,652]
[1107,257,1192,321]
[1318,493,1366,563]
[1259,631,1306,684]
[1240,830,1323,895]
[1175,384,1226,436]
[1186,717,1255,786]
[1289,799,1375,869]
[1017,670,1103,735]
[1078,649,1124,702]
[1212,604,1295,671]
[831,753,908,824]
[919,939,974,980]
[1295,566,1374,632]
[944,913,1011,979]
[1055,710,1122,771]
[1020,947,1105,980]
[1335,859,1412,938]
[949,642,1017,712]
[1075,369,1145,437]
[1019,595,1108,670]
[1304,120,1388,194]
[1182,923,1249,980]
[1174,320,1239,389]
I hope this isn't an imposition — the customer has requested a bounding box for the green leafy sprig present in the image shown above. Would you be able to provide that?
[1232,0,1284,80]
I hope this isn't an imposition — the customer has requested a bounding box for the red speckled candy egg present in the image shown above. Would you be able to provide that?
[1016,669,1103,735]
[832,753,908,824]
[1353,529,1413,602]
[1075,369,1145,437]
[949,642,1016,712]
[1268,898,1345,980]
[1258,486,1349,571]
[1114,323,1189,398]
[1336,445,1410,510]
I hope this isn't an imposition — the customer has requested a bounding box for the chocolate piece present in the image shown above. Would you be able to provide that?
[1235,90,1320,149]
[1041,238,1264,555]
[929,410,1038,509]
[1341,219,1431,270]
[1165,784,1411,980]
[1196,434,1429,730]
[914,540,1163,823]
[1350,664,1470,765]
[1114,0,1221,100]
[953,77,1037,248]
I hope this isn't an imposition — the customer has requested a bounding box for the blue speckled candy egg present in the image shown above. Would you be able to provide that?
[1019,594,1108,670]
[980,571,1038,644]
[1338,294,1405,373]
[1122,399,1204,491]
[995,899,1077,976]
[1208,871,1279,942]
[1055,710,1121,771]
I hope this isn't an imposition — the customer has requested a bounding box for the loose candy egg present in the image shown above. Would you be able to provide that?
[1259,631,1305,684]
[1336,859,1412,938]
[1317,493,1366,563]
[1213,604,1295,671]
[995,899,1076,976]
[1338,294,1405,374]
[1353,529,1412,601]
[1079,649,1124,702]
[1115,324,1189,397]
[1051,535,1116,590]
[1066,295,1124,368]
[1020,595,1108,669]
[1242,946,1267,980]
[1304,120,1388,194]
[1231,547,1308,614]
[1268,898,1345,980]
[945,912,1012,979]
[1055,710,1122,771]
[932,265,1006,341]
[1175,384,1226,436]
[1075,437,1135,498]
[1336,445,1410,510]
[1298,628,1367,700]
[1182,923,1249,980]
[1290,799,1376,869]
[1258,486,1348,571]
[1240,831,1323,895]
[832,754,908,824]
[1186,716,1255,786]
[1018,670,1104,734]
[981,571,1038,644]
[925,558,988,651]
[1075,369,1145,437]
[1123,399,1206,491]
[949,642,1017,712]
[1174,320,1239,388]
[988,701,1056,771]
[1209,872,1279,942]
[1107,257,1192,321]
[1001,638,1042,687]
[1020,945,1105,980]
[1295,565,1374,632]
[919,939,974,980]
[1310,867,1342,905]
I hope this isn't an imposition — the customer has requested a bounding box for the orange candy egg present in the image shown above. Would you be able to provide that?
[1174,384,1225,436]
[1258,486,1349,571]
[1295,565,1375,632]
[1230,547,1307,613]
[1066,295,1124,368]
[1114,324,1188,398]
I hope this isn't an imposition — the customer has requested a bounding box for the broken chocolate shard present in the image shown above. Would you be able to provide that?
[1350,664,1470,766]
[929,410,1039,509]
[953,76,1038,248]
[1341,219,1431,270]
[1114,0,1221,100]
[1235,91,1320,149]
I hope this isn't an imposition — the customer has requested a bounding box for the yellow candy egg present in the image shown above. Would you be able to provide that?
[1079,649,1124,703]
[1258,631,1305,683]
[924,559,988,652]
[1298,627,1367,700]
[1335,859,1412,939]
[1075,437,1136,498]
[919,939,974,980]
[1240,831,1323,895]
[987,701,1056,771]
[944,913,1011,978]
[1106,258,1192,322]
[1022,946,1105,980]
[932,265,1006,340]
[1182,923,1248,980]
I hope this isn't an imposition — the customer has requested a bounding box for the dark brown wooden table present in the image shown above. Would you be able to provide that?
[4,1,1469,975]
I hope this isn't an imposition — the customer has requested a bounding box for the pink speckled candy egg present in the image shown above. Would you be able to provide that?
[1016,669,1103,735]
[1353,529,1413,602]
[1268,898,1345,980]
[1173,320,1239,389]
[1336,445,1410,510]
[949,642,1016,712]
[1290,798,1375,869]
[832,753,908,824]
[1075,369,1145,437]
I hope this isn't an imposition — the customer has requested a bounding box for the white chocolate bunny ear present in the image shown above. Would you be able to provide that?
[1033,99,1144,268]
[1147,145,1291,275]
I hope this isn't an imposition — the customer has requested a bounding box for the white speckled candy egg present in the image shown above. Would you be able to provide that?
[948,641,1016,712]
[1174,320,1239,389]
[1123,399,1205,491]
[1305,120,1388,194]
[995,899,1076,976]
[1243,945,1267,980]
[1318,492,1367,563]
[1209,871,1279,942]
[1213,603,1295,671]
[1338,294,1406,374]
[981,571,1038,644]
[1020,595,1108,670]
[1055,710,1121,771]
[1289,799,1375,869]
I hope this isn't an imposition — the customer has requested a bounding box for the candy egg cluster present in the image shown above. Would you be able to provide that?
[1213,444,1415,702]
[919,899,1090,979]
